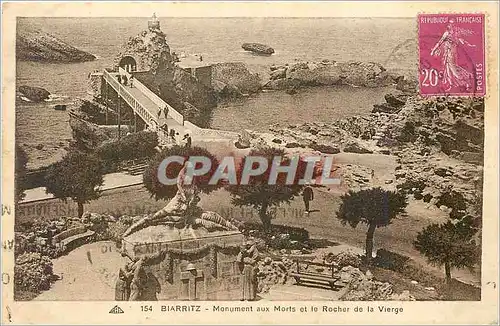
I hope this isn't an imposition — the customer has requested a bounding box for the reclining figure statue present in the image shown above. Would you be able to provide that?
[122,161,238,238]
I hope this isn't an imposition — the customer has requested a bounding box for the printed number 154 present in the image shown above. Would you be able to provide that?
[141,305,153,312]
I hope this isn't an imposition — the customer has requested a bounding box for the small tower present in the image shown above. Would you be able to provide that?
[148,13,160,30]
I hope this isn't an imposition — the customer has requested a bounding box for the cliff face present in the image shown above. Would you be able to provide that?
[16,26,96,63]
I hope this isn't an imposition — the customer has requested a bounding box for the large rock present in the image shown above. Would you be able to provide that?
[17,85,50,102]
[114,28,173,74]
[211,62,262,96]
[16,25,96,63]
[338,61,391,87]
[264,60,391,90]
[343,141,373,154]
[242,42,275,55]
[310,141,340,154]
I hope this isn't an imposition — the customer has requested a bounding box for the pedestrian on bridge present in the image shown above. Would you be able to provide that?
[129,76,134,88]
[163,105,169,120]
[157,107,162,119]
[122,75,128,86]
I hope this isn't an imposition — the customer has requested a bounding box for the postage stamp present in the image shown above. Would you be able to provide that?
[1,1,499,325]
[418,13,486,96]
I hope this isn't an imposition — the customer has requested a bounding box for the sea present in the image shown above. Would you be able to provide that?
[15,17,416,168]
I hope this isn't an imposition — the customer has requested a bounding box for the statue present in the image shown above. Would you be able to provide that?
[122,160,238,237]
[115,250,166,301]
[237,239,259,301]
[115,253,146,301]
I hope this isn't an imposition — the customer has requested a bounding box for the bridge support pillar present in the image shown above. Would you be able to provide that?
[117,96,121,140]
[104,82,109,125]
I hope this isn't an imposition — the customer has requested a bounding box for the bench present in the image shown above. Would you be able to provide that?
[289,260,341,290]
[54,227,95,253]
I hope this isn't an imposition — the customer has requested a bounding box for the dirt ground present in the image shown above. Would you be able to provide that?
[27,152,480,300]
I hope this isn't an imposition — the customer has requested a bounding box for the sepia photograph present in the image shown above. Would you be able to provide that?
[3,3,497,322]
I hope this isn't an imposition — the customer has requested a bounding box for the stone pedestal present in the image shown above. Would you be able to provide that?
[122,225,244,300]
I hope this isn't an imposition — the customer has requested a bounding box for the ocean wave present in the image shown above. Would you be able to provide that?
[44,94,69,102]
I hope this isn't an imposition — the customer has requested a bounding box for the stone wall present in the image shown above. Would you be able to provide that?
[125,229,245,300]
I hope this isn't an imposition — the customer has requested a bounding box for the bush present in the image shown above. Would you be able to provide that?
[240,222,309,250]
[374,249,443,286]
[107,216,136,247]
[374,249,411,271]
[324,250,363,268]
[15,253,54,293]
[95,131,158,165]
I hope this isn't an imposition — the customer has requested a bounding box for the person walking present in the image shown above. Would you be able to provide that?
[157,107,162,120]
[302,184,314,214]
[183,131,192,148]
[169,128,176,143]
[117,75,122,84]
[122,75,128,86]
[163,105,169,120]
[129,76,134,88]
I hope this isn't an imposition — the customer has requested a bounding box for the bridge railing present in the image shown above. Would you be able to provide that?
[118,67,184,125]
[103,70,169,145]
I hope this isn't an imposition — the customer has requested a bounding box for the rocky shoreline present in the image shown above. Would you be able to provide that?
[17,25,96,63]
[244,93,483,222]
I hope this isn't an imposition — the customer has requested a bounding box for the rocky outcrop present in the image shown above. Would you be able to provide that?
[211,62,262,98]
[16,26,96,63]
[242,43,274,55]
[17,85,50,102]
[114,28,173,74]
[339,266,416,301]
[372,93,409,114]
[114,23,217,127]
[264,60,392,90]
[259,93,484,220]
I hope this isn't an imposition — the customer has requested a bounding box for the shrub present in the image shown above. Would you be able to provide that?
[240,222,309,250]
[14,253,54,293]
[374,249,411,271]
[325,250,363,268]
[95,131,158,165]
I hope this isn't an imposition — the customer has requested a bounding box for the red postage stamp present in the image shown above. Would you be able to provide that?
[418,13,485,97]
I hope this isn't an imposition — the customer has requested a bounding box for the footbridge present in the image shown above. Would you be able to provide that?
[101,68,239,147]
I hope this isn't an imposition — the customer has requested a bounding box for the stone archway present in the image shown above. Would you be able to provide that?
[119,56,137,73]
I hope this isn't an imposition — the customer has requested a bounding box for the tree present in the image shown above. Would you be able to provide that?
[336,187,407,264]
[414,217,479,283]
[143,145,222,200]
[227,147,313,230]
[15,145,29,203]
[45,151,104,218]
